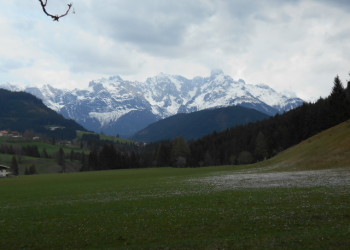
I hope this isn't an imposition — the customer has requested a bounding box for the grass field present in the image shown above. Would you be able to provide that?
[0,136,87,174]
[0,152,82,175]
[0,136,87,155]
[1,165,349,249]
[1,122,349,249]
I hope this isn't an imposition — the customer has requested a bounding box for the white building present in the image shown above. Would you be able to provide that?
[0,165,10,177]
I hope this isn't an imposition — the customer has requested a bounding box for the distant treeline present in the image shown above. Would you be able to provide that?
[82,144,142,171]
[0,144,43,158]
[80,135,143,171]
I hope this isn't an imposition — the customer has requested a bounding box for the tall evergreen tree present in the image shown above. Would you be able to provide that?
[153,142,171,167]
[237,151,254,165]
[57,147,66,173]
[41,148,49,158]
[254,131,269,161]
[331,75,344,96]
[329,76,348,122]
[11,156,19,176]
[171,137,190,167]
[30,165,37,175]
[80,153,88,171]
[28,165,37,175]
[88,150,99,171]
[99,144,117,170]
[346,75,350,115]
[346,72,350,97]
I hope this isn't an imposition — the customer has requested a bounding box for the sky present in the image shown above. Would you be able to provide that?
[0,0,350,101]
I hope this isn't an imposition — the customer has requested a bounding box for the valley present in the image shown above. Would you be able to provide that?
[0,77,349,249]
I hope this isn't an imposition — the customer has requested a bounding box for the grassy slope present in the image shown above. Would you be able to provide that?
[0,136,87,155]
[257,120,350,171]
[0,137,87,174]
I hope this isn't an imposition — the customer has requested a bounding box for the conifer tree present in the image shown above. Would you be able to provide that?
[25,165,37,175]
[29,165,37,175]
[346,76,350,116]
[237,151,254,165]
[171,137,190,167]
[329,76,348,122]
[80,153,88,171]
[88,150,99,171]
[57,147,66,173]
[42,148,49,158]
[254,131,269,161]
[11,156,19,176]
[154,143,171,167]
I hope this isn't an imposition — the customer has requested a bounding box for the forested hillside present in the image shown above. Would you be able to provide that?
[0,89,86,139]
[142,75,350,167]
[132,106,270,142]
[187,75,350,166]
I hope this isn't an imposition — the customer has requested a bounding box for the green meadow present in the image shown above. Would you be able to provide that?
[0,136,87,174]
[1,122,350,249]
[1,166,349,249]
[0,136,87,155]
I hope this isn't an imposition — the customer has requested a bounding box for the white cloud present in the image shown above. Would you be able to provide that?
[0,0,349,100]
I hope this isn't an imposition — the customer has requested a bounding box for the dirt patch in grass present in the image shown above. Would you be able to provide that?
[192,168,350,190]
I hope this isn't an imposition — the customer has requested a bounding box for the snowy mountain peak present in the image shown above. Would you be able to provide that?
[238,79,246,84]
[108,75,123,82]
[0,82,24,91]
[210,69,224,77]
[0,72,304,137]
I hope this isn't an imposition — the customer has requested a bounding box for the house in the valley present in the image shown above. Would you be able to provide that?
[0,165,10,177]
[0,130,9,137]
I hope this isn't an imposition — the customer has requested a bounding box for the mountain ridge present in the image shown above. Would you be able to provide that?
[0,89,86,139]
[0,70,304,137]
[131,105,270,142]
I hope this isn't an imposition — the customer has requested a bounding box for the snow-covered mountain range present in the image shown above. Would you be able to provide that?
[0,70,304,137]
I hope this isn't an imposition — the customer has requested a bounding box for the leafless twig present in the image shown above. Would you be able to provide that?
[38,0,73,21]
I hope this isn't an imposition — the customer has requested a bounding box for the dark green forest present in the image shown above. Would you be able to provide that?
[131,105,269,142]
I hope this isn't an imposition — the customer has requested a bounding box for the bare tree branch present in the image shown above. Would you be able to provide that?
[38,0,73,21]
